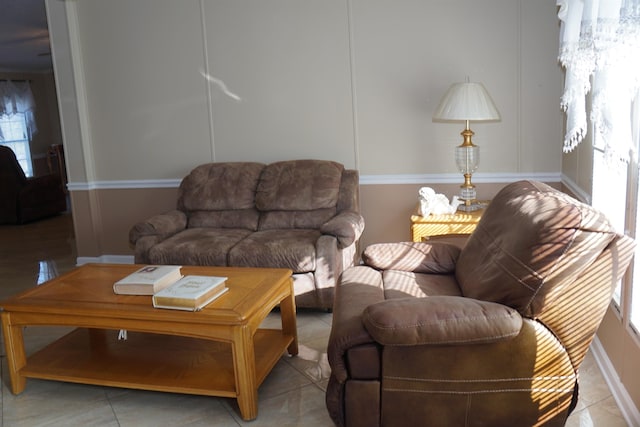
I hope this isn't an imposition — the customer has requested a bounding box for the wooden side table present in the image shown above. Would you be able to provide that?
[410,203,488,242]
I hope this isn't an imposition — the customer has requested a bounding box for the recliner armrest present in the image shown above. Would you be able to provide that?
[363,241,460,273]
[328,266,385,383]
[320,210,365,248]
[362,296,522,346]
[129,209,187,244]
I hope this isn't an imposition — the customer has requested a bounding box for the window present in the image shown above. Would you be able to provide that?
[630,98,640,334]
[592,95,640,337]
[558,1,640,339]
[1,80,37,177]
[592,148,627,305]
[0,112,33,177]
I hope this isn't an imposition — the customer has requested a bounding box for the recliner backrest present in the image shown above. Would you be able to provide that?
[0,145,27,186]
[455,180,636,369]
[456,180,618,318]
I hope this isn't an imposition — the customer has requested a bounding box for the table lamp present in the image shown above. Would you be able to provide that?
[433,81,500,211]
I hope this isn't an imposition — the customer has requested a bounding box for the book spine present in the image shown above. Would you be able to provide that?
[152,296,196,309]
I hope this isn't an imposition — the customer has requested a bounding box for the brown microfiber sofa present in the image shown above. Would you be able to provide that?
[326,180,635,426]
[129,159,365,309]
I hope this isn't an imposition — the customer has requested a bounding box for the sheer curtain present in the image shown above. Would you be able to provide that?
[557,0,640,163]
[0,80,37,140]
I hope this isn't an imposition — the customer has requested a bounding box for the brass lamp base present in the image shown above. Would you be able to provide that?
[457,173,481,211]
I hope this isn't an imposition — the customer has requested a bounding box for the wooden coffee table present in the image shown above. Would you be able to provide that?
[0,263,298,421]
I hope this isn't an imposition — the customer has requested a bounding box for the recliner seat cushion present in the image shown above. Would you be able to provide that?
[148,228,252,265]
[228,229,321,273]
[456,180,617,317]
[382,270,462,299]
[363,242,461,274]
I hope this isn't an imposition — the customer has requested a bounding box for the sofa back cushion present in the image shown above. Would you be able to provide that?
[187,209,261,230]
[455,180,617,318]
[256,160,343,210]
[178,162,264,229]
[256,160,343,229]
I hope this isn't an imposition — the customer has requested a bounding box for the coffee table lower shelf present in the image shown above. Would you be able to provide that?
[21,327,293,399]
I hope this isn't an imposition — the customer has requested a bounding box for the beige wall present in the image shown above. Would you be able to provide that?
[47,0,563,257]
[51,0,562,182]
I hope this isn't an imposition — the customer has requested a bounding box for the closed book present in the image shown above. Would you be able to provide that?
[113,265,183,295]
[152,275,228,311]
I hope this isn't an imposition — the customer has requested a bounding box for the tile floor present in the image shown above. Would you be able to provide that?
[0,213,630,426]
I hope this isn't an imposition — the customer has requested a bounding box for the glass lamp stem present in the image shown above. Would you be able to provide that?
[456,120,481,211]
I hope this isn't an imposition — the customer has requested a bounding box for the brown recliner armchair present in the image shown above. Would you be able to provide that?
[326,180,636,427]
[0,145,67,224]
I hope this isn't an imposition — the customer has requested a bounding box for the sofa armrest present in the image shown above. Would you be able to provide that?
[362,241,461,273]
[21,174,63,194]
[320,210,365,248]
[129,209,187,245]
[363,296,522,346]
[328,266,385,383]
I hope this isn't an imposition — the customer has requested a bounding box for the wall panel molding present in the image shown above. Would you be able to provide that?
[67,172,562,191]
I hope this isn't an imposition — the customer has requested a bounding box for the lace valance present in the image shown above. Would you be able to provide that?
[0,80,37,140]
[557,0,640,162]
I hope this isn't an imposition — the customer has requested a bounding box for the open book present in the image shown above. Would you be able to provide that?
[113,265,183,295]
[152,275,228,311]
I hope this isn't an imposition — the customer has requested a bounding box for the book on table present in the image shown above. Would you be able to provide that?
[152,275,228,311]
[113,265,183,295]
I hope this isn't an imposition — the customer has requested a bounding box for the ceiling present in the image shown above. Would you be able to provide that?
[0,0,52,73]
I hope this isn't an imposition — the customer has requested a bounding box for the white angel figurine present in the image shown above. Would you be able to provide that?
[419,187,461,216]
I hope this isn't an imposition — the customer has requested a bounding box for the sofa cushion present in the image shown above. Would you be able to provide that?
[255,160,344,211]
[147,228,252,265]
[178,162,264,212]
[456,180,617,317]
[228,229,322,273]
[258,208,337,230]
[188,209,260,230]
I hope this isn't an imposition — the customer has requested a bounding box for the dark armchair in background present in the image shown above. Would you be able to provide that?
[0,145,67,224]
[326,180,636,427]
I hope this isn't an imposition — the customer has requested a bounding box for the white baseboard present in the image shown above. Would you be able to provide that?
[590,336,640,426]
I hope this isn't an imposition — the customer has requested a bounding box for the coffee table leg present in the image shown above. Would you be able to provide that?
[279,288,298,356]
[232,325,258,421]
[1,312,27,394]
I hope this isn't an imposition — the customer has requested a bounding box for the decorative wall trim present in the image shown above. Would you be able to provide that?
[360,172,562,185]
[591,336,640,426]
[67,179,182,191]
[67,172,563,191]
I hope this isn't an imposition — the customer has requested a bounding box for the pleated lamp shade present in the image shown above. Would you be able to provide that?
[433,82,500,121]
